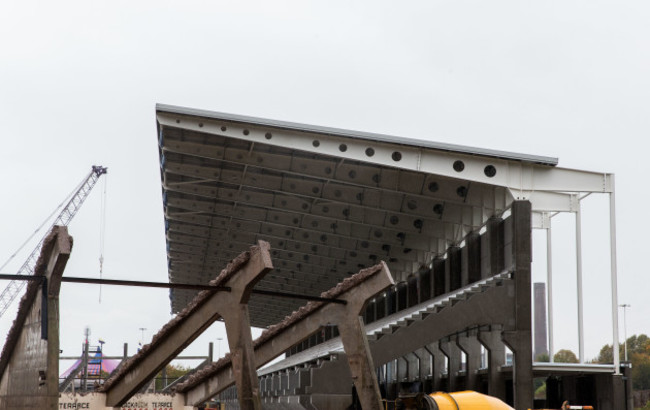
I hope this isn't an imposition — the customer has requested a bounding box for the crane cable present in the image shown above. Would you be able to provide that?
[98,174,107,303]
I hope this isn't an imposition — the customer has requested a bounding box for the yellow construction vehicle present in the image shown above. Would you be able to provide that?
[397,391,594,410]
[398,390,514,409]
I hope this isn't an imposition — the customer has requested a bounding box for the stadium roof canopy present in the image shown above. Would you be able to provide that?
[156,104,614,328]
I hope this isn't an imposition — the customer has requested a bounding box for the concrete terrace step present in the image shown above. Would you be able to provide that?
[258,270,512,378]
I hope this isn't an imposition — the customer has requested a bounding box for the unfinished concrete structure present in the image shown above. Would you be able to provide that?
[156,104,628,409]
[175,262,394,409]
[99,241,274,408]
[0,226,73,409]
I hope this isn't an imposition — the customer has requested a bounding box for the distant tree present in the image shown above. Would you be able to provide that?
[595,334,650,364]
[155,363,192,390]
[553,349,579,363]
[535,353,550,362]
[632,352,650,390]
[595,334,650,391]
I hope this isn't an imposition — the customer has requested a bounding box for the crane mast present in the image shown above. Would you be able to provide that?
[0,165,108,318]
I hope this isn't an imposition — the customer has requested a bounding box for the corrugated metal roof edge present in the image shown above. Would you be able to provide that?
[156,103,559,167]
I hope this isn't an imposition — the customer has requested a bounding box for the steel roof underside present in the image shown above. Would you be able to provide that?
[156,104,558,328]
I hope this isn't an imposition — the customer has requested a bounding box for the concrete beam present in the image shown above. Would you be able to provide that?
[177,262,394,408]
[100,241,272,408]
[0,226,72,410]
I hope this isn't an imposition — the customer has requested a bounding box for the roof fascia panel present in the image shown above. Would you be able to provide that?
[157,112,611,196]
[156,105,558,166]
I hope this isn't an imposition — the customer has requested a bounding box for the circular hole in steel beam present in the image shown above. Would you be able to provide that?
[392,151,402,161]
[456,186,468,197]
[339,144,348,152]
[365,147,375,157]
[313,140,320,147]
[453,160,465,172]
[221,126,227,131]
[265,132,272,140]
[243,129,250,136]
[484,165,497,177]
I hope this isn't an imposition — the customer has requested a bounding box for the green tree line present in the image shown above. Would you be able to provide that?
[595,334,650,391]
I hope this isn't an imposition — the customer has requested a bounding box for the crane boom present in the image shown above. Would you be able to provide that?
[0,165,107,318]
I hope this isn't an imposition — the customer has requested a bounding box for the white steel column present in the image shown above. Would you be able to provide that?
[546,214,554,362]
[575,201,585,363]
[609,177,621,374]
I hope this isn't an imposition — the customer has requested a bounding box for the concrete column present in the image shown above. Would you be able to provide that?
[433,258,446,297]
[405,353,420,381]
[424,343,447,392]
[477,329,507,400]
[407,275,419,307]
[397,356,408,383]
[335,314,383,409]
[466,232,482,284]
[397,281,408,311]
[223,304,261,410]
[447,247,462,292]
[439,339,462,392]
[502,201,534,410]
[482,217,504,278]
[0,226,72,410]
[414,348,431,381]
[419,268,432,302]
[457,332,482,391]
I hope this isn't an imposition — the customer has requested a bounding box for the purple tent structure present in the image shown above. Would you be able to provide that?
[60,351,121,378]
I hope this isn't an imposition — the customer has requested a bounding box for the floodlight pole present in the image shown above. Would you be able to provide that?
[546,213,554,362]
[575,200,585,363]
[609,176,621,374]
[619,304,630,362]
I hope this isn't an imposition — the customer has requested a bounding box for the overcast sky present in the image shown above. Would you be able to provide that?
[1,1,649,368]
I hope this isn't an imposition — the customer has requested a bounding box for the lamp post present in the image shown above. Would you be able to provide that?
[619,304,630,362]
[217,337,223,359]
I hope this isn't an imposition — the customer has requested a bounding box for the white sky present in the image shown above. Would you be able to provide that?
[1,1,649,367]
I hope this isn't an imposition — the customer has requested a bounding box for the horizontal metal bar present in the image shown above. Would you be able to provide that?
[0,273,346,305]
[61,276,232,292]
[0,273,230,291]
